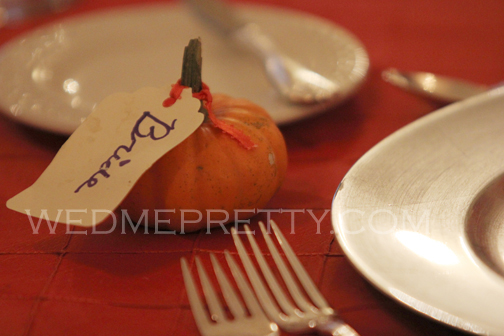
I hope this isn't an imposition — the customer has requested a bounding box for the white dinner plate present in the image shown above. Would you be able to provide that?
[0,3,368,135]
[332,87,504,335]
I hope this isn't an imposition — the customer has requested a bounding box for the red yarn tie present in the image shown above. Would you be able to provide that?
[163,80,256,150]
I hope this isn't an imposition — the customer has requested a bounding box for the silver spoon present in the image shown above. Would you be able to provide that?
[187,0,339,104]
[382,68,489,103]
[232,22,339,104]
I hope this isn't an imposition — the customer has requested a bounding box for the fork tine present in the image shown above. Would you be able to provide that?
[223,250,263,317]
[231,227,281,320]
[243,224,297,314]
[269,219,331,310]
[195,256,227,322]
[257,221,313,312]
[180,257,212,331]
[209,253,247,319]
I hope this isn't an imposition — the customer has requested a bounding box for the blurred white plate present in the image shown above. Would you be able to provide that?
[0,3,368,135]
[332,88,504,335]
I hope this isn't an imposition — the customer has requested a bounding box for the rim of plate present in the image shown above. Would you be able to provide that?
[0,2,369,135]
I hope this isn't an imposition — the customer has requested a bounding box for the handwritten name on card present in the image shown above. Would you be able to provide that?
[7,87,203,227]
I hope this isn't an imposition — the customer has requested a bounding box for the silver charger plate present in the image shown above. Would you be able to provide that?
[332,87,504,335]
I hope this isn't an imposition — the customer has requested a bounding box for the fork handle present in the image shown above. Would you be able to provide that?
[316,316,360,336]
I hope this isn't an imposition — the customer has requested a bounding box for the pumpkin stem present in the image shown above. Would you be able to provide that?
[181,38,202,93]
[166,38,256,150]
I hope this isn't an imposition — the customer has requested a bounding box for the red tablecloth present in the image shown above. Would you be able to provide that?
[1,0,503,335]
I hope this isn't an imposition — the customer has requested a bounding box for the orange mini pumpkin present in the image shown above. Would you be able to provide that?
[121,92,288,232]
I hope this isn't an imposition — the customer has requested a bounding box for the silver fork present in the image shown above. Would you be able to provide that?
[232,220,360,336]
[181,253,279,336]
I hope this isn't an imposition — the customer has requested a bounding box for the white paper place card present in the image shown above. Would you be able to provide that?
[7,86,203,227]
